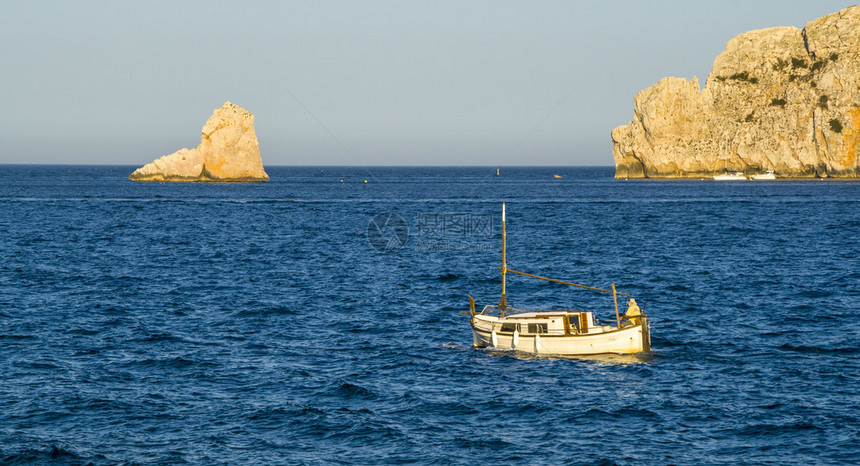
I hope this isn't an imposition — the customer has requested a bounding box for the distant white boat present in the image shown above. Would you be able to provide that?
[714,172,747,181]
[714,150,746,180]
[751,171,776,180]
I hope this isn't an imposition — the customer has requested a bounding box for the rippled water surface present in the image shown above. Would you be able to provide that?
[1,165,859,464]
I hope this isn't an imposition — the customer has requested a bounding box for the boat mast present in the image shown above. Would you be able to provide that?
[499,203,507,314]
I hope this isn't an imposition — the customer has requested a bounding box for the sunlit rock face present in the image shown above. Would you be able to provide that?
[130,102,269,182]
[612,6,860,179]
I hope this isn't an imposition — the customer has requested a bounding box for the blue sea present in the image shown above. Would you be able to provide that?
[1,165,859,465]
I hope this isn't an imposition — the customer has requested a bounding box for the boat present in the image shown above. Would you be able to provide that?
[553,174,563,179]
[463,204,651,355]
[751,171,776,180]
[713,172,747,181]
[714,151,747,180]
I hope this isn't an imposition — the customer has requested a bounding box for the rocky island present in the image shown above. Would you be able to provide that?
[612,6,860,179]
[130,102,269,182]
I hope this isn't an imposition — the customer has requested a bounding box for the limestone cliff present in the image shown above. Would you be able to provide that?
[130,102,269,182]
[612,6,860,178]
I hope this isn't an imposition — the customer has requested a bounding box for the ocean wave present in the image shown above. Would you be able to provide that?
[1,445,106,465]
[735,422,825,436]
[0,334,37,341]
[777,343,860,355]
[331,382,377,400]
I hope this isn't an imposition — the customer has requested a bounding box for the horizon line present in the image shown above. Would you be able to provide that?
[0,163,616,168]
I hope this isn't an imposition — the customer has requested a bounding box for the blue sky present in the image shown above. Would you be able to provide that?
[0,1,852,166]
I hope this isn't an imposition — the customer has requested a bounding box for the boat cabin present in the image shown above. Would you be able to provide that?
[476,306,619,336]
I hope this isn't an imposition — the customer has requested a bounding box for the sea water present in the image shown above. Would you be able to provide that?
[1,165,858,464]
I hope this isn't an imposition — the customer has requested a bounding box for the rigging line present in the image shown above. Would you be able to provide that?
[500,85,577,163]
[500,267,631,296]
[464,82,578,201]
[282,85,397,199]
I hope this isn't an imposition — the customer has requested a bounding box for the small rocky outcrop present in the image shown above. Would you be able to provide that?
[130,102,269,182]
[612,6,860,178]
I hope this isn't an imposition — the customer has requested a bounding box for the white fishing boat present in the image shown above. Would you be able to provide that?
[463,204,651,355]
[713,172,747,181]
[751,171,776,180]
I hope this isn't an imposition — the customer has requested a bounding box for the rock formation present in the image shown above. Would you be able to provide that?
[612,6,860,178]
[130,102,269,182]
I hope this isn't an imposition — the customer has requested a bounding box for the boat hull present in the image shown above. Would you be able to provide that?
[713,173,747,181]
[471,317,649,355]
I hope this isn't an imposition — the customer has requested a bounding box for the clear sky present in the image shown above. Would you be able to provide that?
[0,1,853,166]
